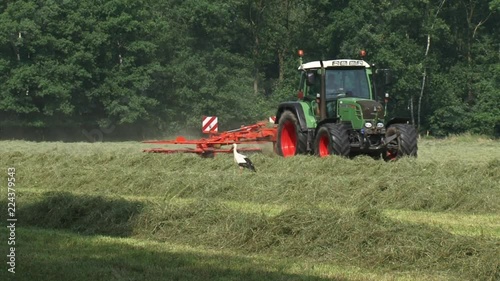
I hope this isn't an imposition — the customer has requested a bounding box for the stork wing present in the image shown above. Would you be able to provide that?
[244,157,256,172]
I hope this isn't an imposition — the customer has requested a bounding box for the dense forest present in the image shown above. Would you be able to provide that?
[0,0,499,140]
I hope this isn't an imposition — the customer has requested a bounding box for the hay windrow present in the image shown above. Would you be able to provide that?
[134,202,499,280]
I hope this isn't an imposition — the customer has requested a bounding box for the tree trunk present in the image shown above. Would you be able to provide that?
[253,68,259,95]
[253,34,260,95]
[278,49,285,83]
[410,97,415,126]
[418,0,446,131]
[463,0,491,103]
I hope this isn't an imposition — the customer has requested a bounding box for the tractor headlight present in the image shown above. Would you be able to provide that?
[376,122,384,129]
[364,122,373,128]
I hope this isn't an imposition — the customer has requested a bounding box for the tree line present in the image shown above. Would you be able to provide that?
[0,0,499,140]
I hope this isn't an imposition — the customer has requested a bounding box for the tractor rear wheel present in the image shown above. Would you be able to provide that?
[314,123,350,157]
[276,110,307,157]
[383,123,418,161]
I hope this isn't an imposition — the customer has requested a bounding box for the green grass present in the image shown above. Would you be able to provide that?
[0,135,499,280]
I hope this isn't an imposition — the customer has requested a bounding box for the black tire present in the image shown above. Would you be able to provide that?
[383,123,418,161]
[313,123,350,157]
[276,110,307,157]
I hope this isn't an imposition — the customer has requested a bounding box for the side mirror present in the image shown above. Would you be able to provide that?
[306,72,315,86]
[378,69,393,86]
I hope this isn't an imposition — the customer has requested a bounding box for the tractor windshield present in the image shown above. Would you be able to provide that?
[325,68,370,99]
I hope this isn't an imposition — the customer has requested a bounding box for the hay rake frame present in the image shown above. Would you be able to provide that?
[143,121,277,157]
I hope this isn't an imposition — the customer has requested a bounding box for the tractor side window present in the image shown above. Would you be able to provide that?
[304,70,320,100]
[298,72,305,93]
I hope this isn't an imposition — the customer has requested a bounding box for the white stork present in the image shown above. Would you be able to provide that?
[232,143,256,173]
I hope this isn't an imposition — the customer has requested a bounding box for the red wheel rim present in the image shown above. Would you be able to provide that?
[318,133,330,157]
[386,150,397,161]
[280,121,296,157]
[386,134,399,161]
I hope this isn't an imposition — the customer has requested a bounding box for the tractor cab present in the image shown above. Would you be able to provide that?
[300,64,374,120]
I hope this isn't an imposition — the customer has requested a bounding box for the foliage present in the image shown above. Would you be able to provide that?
[0,0,498,137]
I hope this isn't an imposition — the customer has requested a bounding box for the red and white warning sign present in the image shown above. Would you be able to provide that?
[268,116,277,123]
[202,116,218,133]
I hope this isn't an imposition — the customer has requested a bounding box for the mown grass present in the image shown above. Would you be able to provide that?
[0,135,499,280]
[1,226,446,281]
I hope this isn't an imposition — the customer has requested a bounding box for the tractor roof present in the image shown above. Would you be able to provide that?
[298,59,370,70]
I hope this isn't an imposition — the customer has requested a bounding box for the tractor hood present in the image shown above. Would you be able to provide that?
[356,99,384,120]
[337,97,384,120]
[337,98,385,129]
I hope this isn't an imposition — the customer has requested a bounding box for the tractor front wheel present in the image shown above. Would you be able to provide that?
[314,124,350,157]
[276,110,307,157]
[383,123,418,161]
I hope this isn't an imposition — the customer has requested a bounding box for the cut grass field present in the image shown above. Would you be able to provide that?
[0,135,499,280]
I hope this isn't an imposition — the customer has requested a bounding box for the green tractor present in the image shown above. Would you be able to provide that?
[274,51,418,160]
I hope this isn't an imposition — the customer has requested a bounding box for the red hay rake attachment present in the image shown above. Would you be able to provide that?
[143,118,277,157]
